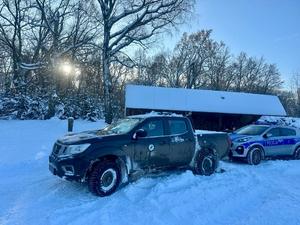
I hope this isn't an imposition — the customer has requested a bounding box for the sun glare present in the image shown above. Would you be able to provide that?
[60,62,73,75]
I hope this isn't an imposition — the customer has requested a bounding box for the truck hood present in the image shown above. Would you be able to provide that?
[58,130,102,145]
[57,130,128,145]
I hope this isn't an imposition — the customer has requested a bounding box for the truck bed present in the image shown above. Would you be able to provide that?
[195,130,230,159]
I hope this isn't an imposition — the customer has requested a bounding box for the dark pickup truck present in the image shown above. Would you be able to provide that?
[49,114,230,196]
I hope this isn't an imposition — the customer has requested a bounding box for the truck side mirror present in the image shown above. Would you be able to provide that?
[133,129,147,139]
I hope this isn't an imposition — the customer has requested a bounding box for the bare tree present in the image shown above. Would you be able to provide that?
[230,53,282,94]
[96,0,193,123]
[34,0,99,62]
[0,0,31,93]
[259,64,282,94]
[166,30,216,89]
[206,42,232,90]
[290,72,300,116]
[0,49,11,93]
[231,52,247,92]
[32,0,100,93]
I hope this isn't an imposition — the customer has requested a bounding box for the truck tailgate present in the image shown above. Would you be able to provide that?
[196,132,230,159]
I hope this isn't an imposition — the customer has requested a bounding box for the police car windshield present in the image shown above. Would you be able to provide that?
[235,125,269,135]
[97,118,141,135]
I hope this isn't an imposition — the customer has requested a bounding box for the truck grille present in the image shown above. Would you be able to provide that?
[52,143,67,155]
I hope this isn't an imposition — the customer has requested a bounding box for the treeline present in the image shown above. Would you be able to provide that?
[0,0,104,120]
[0,0,193,121]
[133,30,300,116]
[0,0,299,121]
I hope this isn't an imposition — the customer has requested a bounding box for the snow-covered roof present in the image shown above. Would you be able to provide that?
[258,116,300,128]
[125,85,287,116]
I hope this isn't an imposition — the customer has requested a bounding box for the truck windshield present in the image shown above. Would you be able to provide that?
[235,125,269,135]
[97,118,141,135]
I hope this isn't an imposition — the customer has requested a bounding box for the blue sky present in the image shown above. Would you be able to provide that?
[164,0,300,86]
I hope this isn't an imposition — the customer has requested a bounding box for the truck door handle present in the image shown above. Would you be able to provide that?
[159,141,167,145]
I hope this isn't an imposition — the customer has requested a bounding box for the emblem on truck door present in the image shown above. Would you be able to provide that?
[148,144,155,151]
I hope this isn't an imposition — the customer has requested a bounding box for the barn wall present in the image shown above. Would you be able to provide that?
[126,108,261,131]
[191,112,260,131]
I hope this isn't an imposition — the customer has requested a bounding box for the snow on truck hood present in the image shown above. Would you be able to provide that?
[58,130,101,144]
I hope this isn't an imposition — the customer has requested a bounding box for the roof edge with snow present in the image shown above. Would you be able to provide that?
[125,85,287,116]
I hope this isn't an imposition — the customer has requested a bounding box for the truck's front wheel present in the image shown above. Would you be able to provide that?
[88,161,121,197]
[194,150,217,176]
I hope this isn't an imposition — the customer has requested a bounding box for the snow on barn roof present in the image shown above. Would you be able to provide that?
[125,85,287,116]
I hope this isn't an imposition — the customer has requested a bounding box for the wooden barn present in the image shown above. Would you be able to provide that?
[125,85,287,131]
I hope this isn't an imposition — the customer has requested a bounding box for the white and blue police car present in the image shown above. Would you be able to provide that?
[230,124,300,165]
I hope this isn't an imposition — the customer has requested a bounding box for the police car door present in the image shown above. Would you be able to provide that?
[263,128,284,156]
[279,128,297,155]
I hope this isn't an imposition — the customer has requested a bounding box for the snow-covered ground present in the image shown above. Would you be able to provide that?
[1,119,300,225]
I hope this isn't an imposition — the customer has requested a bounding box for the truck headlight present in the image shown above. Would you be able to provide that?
[60,144,91,157]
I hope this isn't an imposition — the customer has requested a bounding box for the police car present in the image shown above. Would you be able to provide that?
[230,124,300,165]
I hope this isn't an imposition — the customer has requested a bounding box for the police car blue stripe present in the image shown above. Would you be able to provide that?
[242,138,300,148]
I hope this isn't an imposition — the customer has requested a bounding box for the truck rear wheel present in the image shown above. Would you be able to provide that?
[88,161,121,197]
[247,147,262,165]
[194,150,217,176]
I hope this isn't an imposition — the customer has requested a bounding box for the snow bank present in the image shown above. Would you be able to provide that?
[0,118,105,164]
[1,120,300,225]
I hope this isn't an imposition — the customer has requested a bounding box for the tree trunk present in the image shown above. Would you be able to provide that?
[102,29,113,124]
[12,50,22,95]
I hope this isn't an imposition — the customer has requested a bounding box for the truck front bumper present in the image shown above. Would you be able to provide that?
[49,154,90,182]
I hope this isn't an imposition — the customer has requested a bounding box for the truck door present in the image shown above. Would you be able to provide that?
[167,118,194,166]
[134,119,170,169]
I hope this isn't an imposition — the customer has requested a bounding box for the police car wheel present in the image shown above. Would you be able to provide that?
[294,147,300,160]
[247,148,262,165]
